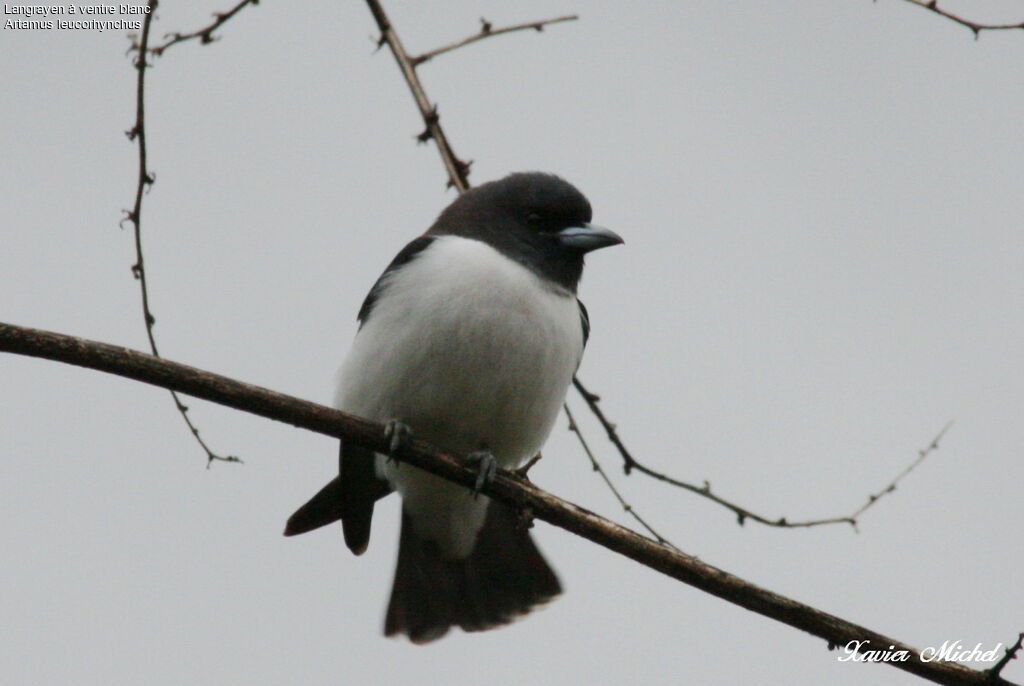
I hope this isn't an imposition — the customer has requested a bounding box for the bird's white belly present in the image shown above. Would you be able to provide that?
[335,236,584,555]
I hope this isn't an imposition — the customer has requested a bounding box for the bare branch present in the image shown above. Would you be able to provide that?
[410,15,578,66]
[990,633,1024,680]
[124,0,239,466]
[364,0,472,191]
[149,0,261,56]
[563,403,676,547]
[847,420,953,520]
[895,0,1024,38]
[573,378,951,530]
[0,320,1015,686]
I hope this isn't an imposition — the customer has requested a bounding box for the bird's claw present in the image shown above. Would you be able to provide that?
[383,420,412,464]
[465,450,498,498]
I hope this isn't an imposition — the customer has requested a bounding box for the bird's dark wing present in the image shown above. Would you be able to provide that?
[284,440,392,555]
[337,440,392,554]
[286,237,435,548]
[357,235,436,327]
[578,298,591,348]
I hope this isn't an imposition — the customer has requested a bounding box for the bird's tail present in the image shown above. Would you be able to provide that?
[384,500,562,644]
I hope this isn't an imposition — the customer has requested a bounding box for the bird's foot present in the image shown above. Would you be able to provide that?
[383,420,412,464]
[465,450,498,498]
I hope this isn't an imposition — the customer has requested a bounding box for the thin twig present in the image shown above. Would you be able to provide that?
[573,378,951,530]
[0,321,1017,686]
[564,403,676,548]
[364,0,471,191]
[514,452,543,478]
[125,0,239,466]
[410,15,578,66]
[149,0,261,56]
[895,0,1024,39]
[990,633,1024,680]
[847,420,953,520]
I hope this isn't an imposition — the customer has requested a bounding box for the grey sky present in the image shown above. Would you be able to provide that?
[2,1,1022,684]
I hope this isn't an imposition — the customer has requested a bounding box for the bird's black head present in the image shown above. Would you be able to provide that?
[429,172,623,292]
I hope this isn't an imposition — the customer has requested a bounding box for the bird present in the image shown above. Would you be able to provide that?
[284,172,623,643]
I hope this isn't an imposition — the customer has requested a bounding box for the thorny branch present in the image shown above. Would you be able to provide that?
[573,379,953,530]
[364,0,473,191]
[990,634,1024,680]
[148,0,261,55]
[362,0,950,535]
[409,15,578,66]
[895,0,1024,38]
[563,403,676,547]
[0,321,1018,686]
[125,0,239,466]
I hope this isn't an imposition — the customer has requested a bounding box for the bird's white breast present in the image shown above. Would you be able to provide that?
[335,235,584,555]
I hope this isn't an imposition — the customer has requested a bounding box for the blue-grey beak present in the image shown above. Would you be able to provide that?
[556,223,624,252]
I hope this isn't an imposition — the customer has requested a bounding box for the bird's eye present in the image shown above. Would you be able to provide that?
[526,212,543,226]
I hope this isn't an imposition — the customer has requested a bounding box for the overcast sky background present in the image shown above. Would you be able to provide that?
[2,1,1023,685]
